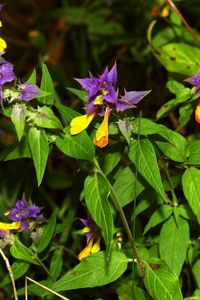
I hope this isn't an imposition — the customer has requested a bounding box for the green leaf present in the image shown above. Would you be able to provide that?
[0,261,29,287]
[54,102,80,123]
[143,261,183,300]
[37,209,57,253]
[10,239,39,265]
[113,166,144,207]
[84,173,113,257]
[28,127,49,186]
[67,87,87,102]
[39,63,55,105]
[11,103,26,141]
[182,167,200,223]
[27,68,37,84]
[129,138,166,201]
[56,126,95,161]
[179,102,194,128]
[143,205,172,235]
[3,138,31,161]
[131,118,159,135]
[159,215,189,276]
[188,140,200,164]
[152,43,200,76]
[32,106,63,130]
[49,248,63,280]
[117,281,148,300]
[99,144,122,176]
[51,251,128,292]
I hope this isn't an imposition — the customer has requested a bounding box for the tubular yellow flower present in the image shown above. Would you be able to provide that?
[93,107,110,148]
[78,236,95,261]
[195,101,200,124]
[70,111,96,135]
[0,37,7,53]
[0,221,21,231]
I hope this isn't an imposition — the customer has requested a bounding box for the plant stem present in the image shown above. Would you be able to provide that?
[166,0,200,46]
[35,255,54,281]
[94,159,145,276]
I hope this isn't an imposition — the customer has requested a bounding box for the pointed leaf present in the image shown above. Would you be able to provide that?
[11,103,26,141]
[39,63,54,105]
[84,173,113,257]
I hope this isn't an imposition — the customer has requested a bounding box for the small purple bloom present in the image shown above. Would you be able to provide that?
[75,63,118,114]
[79,215,98,242]
[0,230,7,238]
[0,60,15,85]
[17,83,41,101]
[7,199,44,232]
[185,72,200,88]
[116,89,151,112]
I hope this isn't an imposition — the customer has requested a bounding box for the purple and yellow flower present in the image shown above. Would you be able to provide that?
[78,215,101,261]
[70,63,150,148]
[185,72,200,123]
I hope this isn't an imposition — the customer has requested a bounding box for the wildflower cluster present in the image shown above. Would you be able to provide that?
[0,199,44,247]
[70,63,151,147]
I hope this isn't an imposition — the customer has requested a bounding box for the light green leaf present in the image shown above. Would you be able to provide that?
[84,173,113,257]
[27,69,36,84]
[37,209,57,253]
[56,126,95,161]
[179,102,194,128]
[129,138,166,201]
[143,205,172,235]
[182,167,200,223]
[32,106,63,130]
[143,261,183,300]
[152,43,200,76]
[159,216,189,276]
[54,102,80,123]
[67,87,87,102]
[28,127,49,186]
[113,166,144,207]
[188,140,200,164]
[10,239,39,265]
[11,103,26,141]
[51,251,128,292]
[39,63,54,105]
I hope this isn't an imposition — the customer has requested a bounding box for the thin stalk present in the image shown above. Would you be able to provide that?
[35,256,54,281]
[0,248,18,300]
[94,159,145,276]
[166,0,200,46]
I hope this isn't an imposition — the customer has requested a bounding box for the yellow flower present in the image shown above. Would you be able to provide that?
[0,221,21,231]
[78,235,101,261]
[195,100,200,124]
[93,107,110,148]
[0,37,7,53]
[70,111,96,135]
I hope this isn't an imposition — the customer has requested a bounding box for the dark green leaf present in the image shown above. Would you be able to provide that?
[0,261,29,287]
[10,239,39,265]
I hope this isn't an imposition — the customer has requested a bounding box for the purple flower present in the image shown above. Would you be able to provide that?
[75,63,118,114]
[185,72,200,88]
[116,89,151,112]
[0,60,15,85]
[17,83,41,101]
[7,199,44,232]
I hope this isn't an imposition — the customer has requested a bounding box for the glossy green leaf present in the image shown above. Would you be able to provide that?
[11,103,26,141]
[143,261,183,300]
[182,167,200,223]
[39,63,55,105]
[113,166,144,207]
[37,209,57,253]
[143,205,172,235]
[56,126,95,161]
[51,251,128,292]
[28,127,49,186]
[84,173,113,257]
[159,216,189,276]
[129,138,166,201]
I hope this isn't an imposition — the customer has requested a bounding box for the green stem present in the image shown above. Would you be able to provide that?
[35,256,54,281]
[94,158,145,276]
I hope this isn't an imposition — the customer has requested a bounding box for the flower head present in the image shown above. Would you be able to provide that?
[7,199,44,232]
[17,83,41,101]
[70,63,150,147]
[0,60,15,85]
[185,72,200,88]
[78,215,101,261]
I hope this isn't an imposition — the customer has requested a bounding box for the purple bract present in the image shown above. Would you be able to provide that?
[0,60,15,85]
[17,83,41,101]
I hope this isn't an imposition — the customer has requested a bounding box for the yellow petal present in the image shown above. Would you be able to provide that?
[0,221,21,231]
[91,236,101,254]
[78,236,95,261]
[94,95,103,105]
[195,103,200,124]
[70,111,96,135]
[93,107,110,148]
[0,37,7,52]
